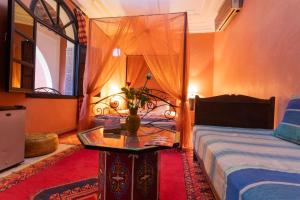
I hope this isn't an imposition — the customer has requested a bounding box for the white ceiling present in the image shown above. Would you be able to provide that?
[72,0,225,33]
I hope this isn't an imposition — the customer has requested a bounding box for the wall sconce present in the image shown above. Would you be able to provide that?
[188,85,198,111]
[110,84,120,94]
[188,85,197,99]
[112,48,121,57]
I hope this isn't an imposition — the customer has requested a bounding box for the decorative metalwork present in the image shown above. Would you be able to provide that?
[33,87,62,95]
[136,155,154,196]
[92,89,177,122]
[108,156,129,198]
[94,106,110,116]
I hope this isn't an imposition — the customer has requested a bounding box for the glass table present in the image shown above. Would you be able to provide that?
[78,125,180,200]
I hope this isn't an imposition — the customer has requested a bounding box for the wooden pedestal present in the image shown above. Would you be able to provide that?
[98,151,159,200]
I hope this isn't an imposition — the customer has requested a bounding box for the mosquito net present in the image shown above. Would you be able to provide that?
[80,13,191,147]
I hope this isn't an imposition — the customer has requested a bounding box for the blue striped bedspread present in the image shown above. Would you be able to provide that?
[193,125,300,200]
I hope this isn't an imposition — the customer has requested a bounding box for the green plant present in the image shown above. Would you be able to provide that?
[121,73,152,110]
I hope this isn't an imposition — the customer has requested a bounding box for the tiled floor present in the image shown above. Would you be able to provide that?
[0,144,74,179]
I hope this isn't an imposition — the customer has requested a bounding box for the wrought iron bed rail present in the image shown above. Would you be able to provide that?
[92,89,177,121]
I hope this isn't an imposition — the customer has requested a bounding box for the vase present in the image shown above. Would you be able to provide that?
[125,136,140,147]
[126,108,141,134]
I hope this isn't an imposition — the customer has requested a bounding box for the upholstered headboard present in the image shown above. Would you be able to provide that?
[194,95,275,129]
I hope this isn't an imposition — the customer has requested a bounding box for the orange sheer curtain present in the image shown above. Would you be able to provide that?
[79,18,130,129]
[80,13,191,147]
[136,13,191,147]
[126,55,146,86]
[127,55,162,90]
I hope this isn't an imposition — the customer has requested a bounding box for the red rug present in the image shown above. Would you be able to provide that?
[0,147,215,200]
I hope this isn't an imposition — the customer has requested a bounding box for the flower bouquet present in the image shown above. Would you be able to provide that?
[121,73,152,133]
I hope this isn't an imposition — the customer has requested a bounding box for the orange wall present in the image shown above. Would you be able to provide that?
[0,92,78,134]
[189,33,214,97]
[213,0,300,125]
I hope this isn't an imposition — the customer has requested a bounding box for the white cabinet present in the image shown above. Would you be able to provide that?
[0,106,25,171]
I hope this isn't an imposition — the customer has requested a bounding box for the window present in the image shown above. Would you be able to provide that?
[8,0,80,96]
[30,0,78,96]
[8,0,82,96]
[31,0,77,42]
[35,23,76,95]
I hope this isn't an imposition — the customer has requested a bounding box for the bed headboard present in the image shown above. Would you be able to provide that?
[194,95,275,129]
[93,89,177,119]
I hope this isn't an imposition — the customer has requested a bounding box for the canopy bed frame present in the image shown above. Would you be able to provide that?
[79,12,190,147]
[93,89,177,119]
[91,89,177,131]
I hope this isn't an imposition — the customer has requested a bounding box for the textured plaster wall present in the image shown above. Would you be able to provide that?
[213,0,300,125]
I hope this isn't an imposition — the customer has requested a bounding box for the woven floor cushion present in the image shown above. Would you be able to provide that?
[25,133,58,158]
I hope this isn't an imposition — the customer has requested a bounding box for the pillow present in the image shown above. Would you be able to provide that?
[138,101,170,117]
[273,97,300,144]
[152,101,170,116]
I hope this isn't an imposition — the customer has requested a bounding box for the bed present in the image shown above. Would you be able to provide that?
[92,89,177,130]
[193,95,300,200]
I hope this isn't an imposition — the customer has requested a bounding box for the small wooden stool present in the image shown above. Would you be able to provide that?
[25,133,58,158]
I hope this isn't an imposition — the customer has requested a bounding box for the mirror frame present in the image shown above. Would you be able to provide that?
[30,0,78,43]
[7,0,81,97]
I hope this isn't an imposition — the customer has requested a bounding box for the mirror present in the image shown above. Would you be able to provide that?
[11,1,35,91]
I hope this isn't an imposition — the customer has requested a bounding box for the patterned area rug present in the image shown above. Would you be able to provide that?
[33,178,98,200]
[182,150,215,200]
[0,147,215,200]
[28,151,215,200]
[0,145,81,192]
